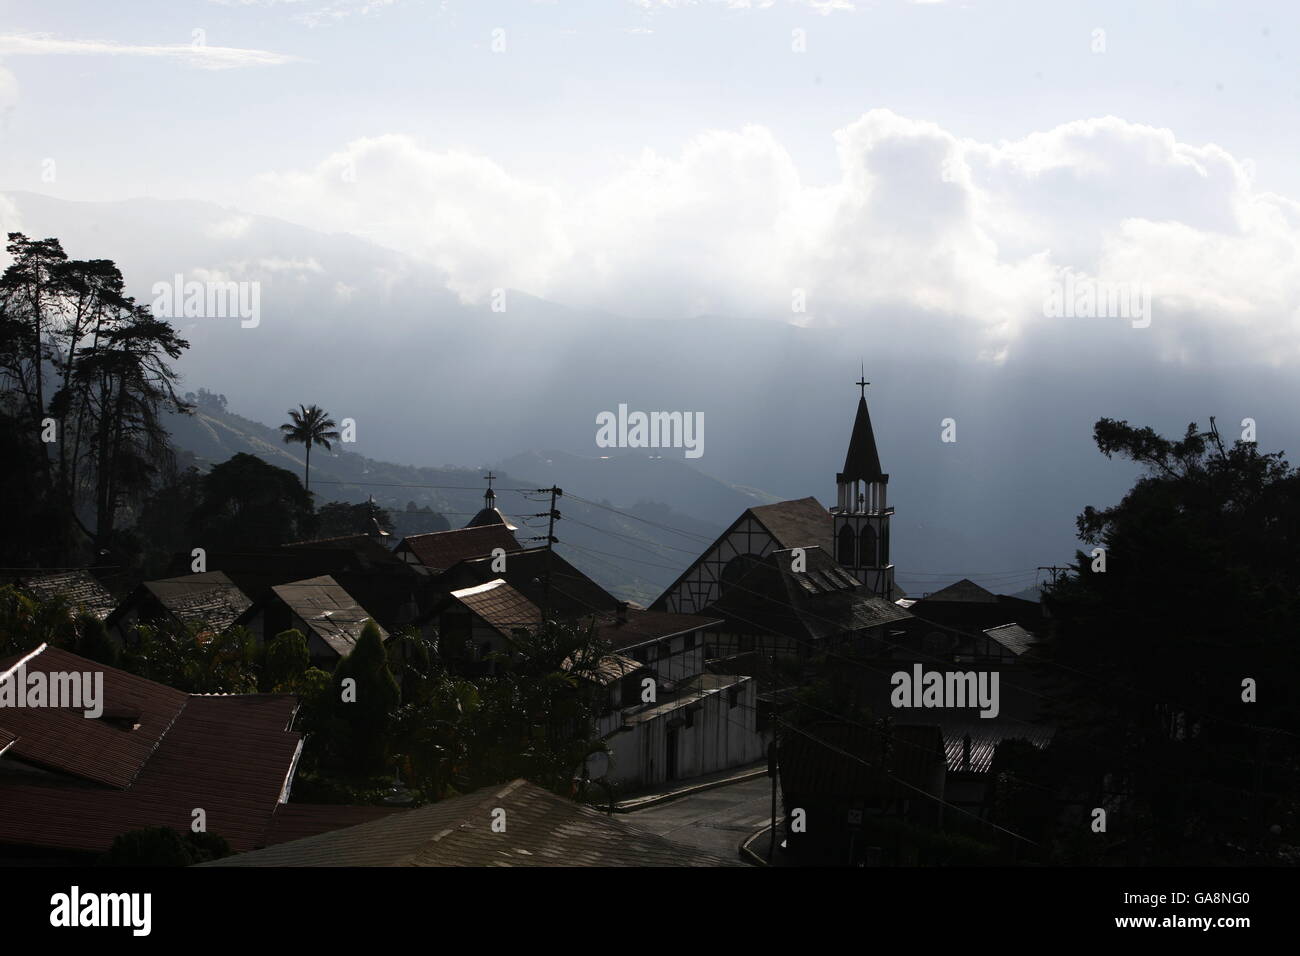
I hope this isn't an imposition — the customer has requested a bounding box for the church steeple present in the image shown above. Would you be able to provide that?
[833,369,895,599]
[842,370,885,483]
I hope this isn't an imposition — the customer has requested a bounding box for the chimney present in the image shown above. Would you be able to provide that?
[962,733,972,772]
[616,601,628,625]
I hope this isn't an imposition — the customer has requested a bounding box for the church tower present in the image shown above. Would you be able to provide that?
[833,371,895,599]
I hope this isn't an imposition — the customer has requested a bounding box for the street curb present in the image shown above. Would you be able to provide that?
[610,766,768,813]
[739,824,773,866]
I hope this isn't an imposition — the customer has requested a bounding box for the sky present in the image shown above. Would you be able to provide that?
[2,0,1299,591]
[1,1,1298,362]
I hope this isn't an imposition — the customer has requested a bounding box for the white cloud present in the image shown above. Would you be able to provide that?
[246,112,1300,365]
[0,62,18,112]
[0,33,303,70]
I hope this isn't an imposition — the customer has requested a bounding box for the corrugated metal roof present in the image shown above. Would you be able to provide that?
[0,647,302,854]
[0,645,187,788]
[203,779,743,867]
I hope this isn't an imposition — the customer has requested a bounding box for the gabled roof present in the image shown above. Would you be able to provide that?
[839,395,885,482]
[110,571,253,634]
[265,575,387,657]
[0,645,187,788]
[440,547,620,618]
[595,609,723,652]
[448,579,543,636]
[282,534,398,562]
[650,497,833,611]
[0,645,302,854]
[708,547,912,643]
[201,779,742,866]
[982,623,1041,657]
[396,525,522,572]
[17,570,116,620]
[465,506,519,531]
[919,578,998,603]
[747,497,832,552]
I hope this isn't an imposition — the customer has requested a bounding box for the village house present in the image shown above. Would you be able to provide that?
[105,570,253,643]
[0,645,391,862]
[14,569,117,620]
[234,574,389,667]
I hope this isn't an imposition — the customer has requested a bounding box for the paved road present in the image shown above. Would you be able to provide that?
[626,776,783,858]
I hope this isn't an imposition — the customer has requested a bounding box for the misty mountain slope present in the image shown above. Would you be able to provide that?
[161,399,730,605]
[11,191,1299,593]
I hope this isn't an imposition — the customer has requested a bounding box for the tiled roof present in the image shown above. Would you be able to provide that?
[0,646,301,854]
[709,547,912,643]
[18,570,116,620]
[983,623,1041,657]
[595,609,722,652]
[261,803,406,846]
[450,579,542,635]
[202,779,743,866]
[441,547,620,617]
[111,571,253,634]
[266,575,388,658]
[397,525,522,572]
[747,497,832,553]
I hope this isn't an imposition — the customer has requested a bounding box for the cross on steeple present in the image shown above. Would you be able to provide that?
[856,363,869,399]
[483,471,496,506]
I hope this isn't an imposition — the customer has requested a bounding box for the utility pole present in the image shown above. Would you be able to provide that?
[534,486,562,620]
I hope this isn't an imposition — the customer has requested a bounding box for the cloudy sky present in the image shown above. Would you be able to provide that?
[1,0,1297,367]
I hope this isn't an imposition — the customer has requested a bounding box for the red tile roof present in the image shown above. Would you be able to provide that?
[397,525,522,572]
[0,645,303,855]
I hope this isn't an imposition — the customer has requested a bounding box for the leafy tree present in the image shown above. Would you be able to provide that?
[326,621,400,776]
[75,612,119,667]
[101,826,231,866]
[1043,417,1300,863]
[279,403,339,493]
[190,452,314,549]
[264,628,310,690]
[0,233,191,562]
[314,500,394,538]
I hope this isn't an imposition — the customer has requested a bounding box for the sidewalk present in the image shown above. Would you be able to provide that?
[611,760,769,812]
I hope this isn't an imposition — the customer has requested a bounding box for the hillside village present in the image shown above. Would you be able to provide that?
[1,382,1066,867]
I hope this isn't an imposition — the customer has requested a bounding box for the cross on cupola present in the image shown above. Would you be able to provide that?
[483,471,496,508]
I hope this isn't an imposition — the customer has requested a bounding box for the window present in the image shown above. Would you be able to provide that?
[837,524,856,565]
[859,525,878,567]
[684,709,695,729]
[685,633,696,651]
[728,686,741,709]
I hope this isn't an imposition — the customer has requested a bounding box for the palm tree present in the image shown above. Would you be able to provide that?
[279,404,340,493]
